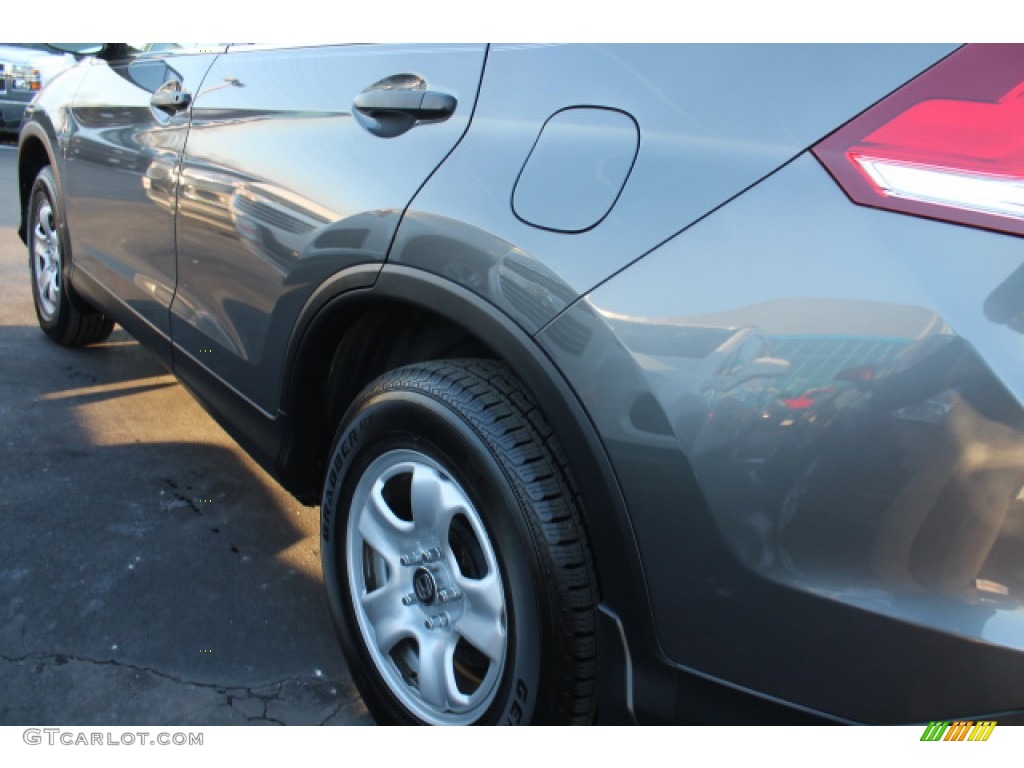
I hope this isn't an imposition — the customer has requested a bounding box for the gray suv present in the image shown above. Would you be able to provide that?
[17,43,1024,725]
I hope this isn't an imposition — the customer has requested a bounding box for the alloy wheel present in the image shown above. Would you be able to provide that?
[32,199,61,321]
[345,449,508,725]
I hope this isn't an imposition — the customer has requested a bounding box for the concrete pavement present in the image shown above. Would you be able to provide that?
[0,139,372,725]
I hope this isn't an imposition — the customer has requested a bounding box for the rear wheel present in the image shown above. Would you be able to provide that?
[321,359,599,724]
[28,166,114,346]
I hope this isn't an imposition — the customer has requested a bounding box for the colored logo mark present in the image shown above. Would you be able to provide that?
[920,721,996,742]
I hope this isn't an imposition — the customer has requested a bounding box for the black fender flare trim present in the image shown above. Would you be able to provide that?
[16,120,60,243]
[279,262,667,719]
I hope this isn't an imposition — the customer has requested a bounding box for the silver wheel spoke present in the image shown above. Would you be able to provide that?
[362,585,413,655]
[374,614,413,657]
[416,631,461,711]
[39,205,54,240]
[33,239,48,266]
[35,221,50,247]
[35,261,49,295]
[357,486,411,564]
[455,571,506,661]
[32,201,61,317]
[455,611,506,663]
[410,464,461,535]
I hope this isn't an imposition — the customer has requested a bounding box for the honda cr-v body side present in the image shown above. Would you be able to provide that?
[19,43,1024,724]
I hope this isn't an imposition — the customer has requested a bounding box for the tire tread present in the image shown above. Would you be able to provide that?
[363,358,600,724]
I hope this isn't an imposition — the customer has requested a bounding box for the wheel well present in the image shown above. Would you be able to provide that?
[17,136,50,243]
[279,299,496,501]
[279,271,654,706]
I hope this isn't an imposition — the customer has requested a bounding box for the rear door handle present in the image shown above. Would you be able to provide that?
[151,83,192,114]
[353,89,456,121]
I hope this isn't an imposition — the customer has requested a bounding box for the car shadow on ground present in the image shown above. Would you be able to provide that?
[0,325,371,725]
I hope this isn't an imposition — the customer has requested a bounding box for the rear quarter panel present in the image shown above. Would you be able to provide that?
[540,152,1024,723]
[391,44,956,333]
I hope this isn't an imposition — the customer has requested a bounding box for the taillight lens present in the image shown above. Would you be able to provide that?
[813,44,1024,237]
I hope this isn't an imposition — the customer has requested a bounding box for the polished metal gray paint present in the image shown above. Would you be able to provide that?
[17,59,97,237]
[539,152,1024,721]
[170,44,486,413]
[63,54,220,341]
[391,44,956,333]
[22,43,1024,723]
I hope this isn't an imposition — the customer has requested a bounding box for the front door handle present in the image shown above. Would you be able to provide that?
[151,82,192,114]
[353,89,456,121]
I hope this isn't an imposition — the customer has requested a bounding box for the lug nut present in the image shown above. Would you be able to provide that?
[437,589,461,603]
[424,613,450,630]
[400,552,423,566]
[401,547,442,566]
[401,593,415,606]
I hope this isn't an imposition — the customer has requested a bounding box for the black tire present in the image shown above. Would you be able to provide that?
[321,359,599,724]
[28,166,114,346]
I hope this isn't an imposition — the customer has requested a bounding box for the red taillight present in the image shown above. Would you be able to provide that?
[813,44,1024,237]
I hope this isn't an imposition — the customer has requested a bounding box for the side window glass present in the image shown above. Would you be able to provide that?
[124,44,184,57]
[127,59,180,93]
[111,43,223,61]
[127,44,223,56]
[106,45,221,94]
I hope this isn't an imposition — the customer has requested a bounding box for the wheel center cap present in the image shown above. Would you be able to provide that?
[413,566,438,605]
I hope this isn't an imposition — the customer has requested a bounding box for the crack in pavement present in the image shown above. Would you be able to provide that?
[318,701,346,727]
[0,650,365,726]
[1,650,315,692]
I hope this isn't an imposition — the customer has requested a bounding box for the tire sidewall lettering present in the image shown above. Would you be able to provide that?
[322,412,374,543]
